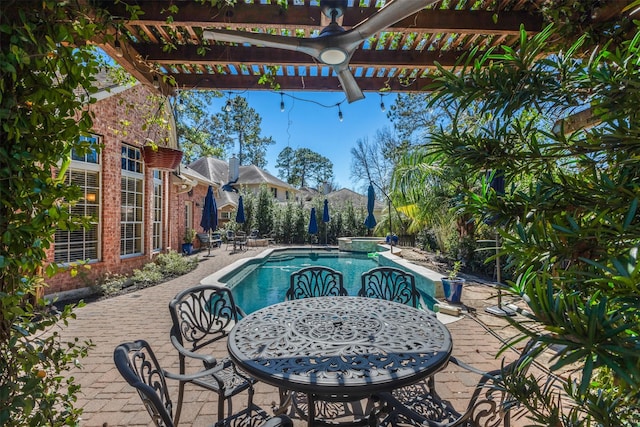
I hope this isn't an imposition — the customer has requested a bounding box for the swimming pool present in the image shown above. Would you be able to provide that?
[211,248,439,313]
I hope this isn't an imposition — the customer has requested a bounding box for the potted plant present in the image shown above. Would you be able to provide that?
[441,260,465,304]
[182,228,196,255]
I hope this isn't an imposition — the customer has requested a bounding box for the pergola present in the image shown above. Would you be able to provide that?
[96,0,632,100]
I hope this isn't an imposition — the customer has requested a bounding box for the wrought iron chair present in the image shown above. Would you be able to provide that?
[358,266,420,308]
[286,266,347,300]
[234,231,248,251]
[169,285,255,425]
[225,230,235,250]
[114,339,293,427]
[374,339,540,427]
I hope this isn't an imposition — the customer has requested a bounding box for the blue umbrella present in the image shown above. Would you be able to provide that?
[322,199,330,245]
[200,185,218,256]
[308,207,318,236]
[364,183,377,229]
[235,195,245,224]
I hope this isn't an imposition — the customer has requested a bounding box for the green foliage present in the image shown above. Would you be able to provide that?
[173,90,225,163]
[447,260,463,279]
[423,22,640,426]
[0,2,103,424]
[154,250,198,276]
[92,273,129,297]
[131,263,164,285]
[183,228,196,243]
[254,185,274,236]
[276,147,334,188]
[210,95,275,167]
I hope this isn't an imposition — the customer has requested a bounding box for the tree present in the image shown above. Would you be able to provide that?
[350,127,402,192]
[1,2,99,424]
[275,147,295,184]
[254,185,274,236]
[276,147,334,188]
[212,95,274,167]
[174,90,225,163]
[389,96,483,261]
[423,23,640,426]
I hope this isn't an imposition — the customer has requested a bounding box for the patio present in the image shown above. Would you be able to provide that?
[57,246,542,427]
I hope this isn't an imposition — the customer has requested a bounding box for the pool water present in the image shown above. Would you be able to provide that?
[219,250,435,313]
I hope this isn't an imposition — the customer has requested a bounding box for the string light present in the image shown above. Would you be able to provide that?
[379,93,386,112]
[338,104,343,122]
[152,75,159,88]
[280,92,285,112]
[114,25,123,58]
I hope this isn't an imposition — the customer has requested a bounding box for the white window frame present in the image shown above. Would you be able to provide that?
[54,135,101,265]
[121,144,144,258]
[152,170,163,252]
[184,201,193,234]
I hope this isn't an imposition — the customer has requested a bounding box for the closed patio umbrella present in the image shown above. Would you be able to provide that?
[322,199,330,245]
[200,185,218,257]
[364,183,377,230]
[308,207,318,244]
[235,195,245,224]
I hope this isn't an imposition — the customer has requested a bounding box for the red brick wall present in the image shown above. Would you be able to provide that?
[45,84,197,296]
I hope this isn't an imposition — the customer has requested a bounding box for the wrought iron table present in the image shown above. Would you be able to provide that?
[227,296,452,426]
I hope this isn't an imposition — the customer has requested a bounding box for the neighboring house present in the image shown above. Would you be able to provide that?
[45,74,213,299]
[188,156,298,226]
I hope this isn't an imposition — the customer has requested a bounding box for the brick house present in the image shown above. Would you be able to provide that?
[45,76,215,299]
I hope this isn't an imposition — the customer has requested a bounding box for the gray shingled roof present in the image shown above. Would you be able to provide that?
[188,157,295,191]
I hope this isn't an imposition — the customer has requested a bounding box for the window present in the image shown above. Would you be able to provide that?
[271,187,278,198]
[184,201,193,235]
[152,170,163,252]
[286,190,290,200]
[54,135,101,264]
[121,144,144,257]
[221,211,231,220]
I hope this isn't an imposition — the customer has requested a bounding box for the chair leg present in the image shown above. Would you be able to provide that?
[174,380,185,426]
[218,392,225,422]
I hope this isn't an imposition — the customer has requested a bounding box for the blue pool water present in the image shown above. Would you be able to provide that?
[219,249,436,313]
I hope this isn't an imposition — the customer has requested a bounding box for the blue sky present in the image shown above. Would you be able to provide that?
[208,90,397,192]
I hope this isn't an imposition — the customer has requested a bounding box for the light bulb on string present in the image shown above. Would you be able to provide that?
[338,104,343,122]
[114,25,123,58]
[225,94,232,112]
[114,38,123,58]
[379,94,386,112]
[280,93,285,112]
[152,75,160,89]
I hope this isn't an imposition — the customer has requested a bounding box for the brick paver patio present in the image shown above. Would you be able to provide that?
[53,246,538,427]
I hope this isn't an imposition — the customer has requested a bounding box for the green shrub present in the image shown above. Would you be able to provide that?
[155,250,199,277]
[131,263,164,286]
[92,273,129,296]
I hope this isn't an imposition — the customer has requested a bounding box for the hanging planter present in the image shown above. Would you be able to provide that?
[142,145,183,171]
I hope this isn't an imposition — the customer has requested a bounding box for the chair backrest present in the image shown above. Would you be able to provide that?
[249,229,260,239]
[359,266,419,308]
[226,230,235,240]
[236,230,247,242]
[464,338,541,427]
[286,266,347,300]
[169,285,243,352]
[114,340,175,427]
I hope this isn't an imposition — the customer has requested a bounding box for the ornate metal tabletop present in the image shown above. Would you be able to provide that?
[227,296,452,397]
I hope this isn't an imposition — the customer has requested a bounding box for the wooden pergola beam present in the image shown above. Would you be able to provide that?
[110,3,542,35]
[171,73,433,94]
[135,44,467,68]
